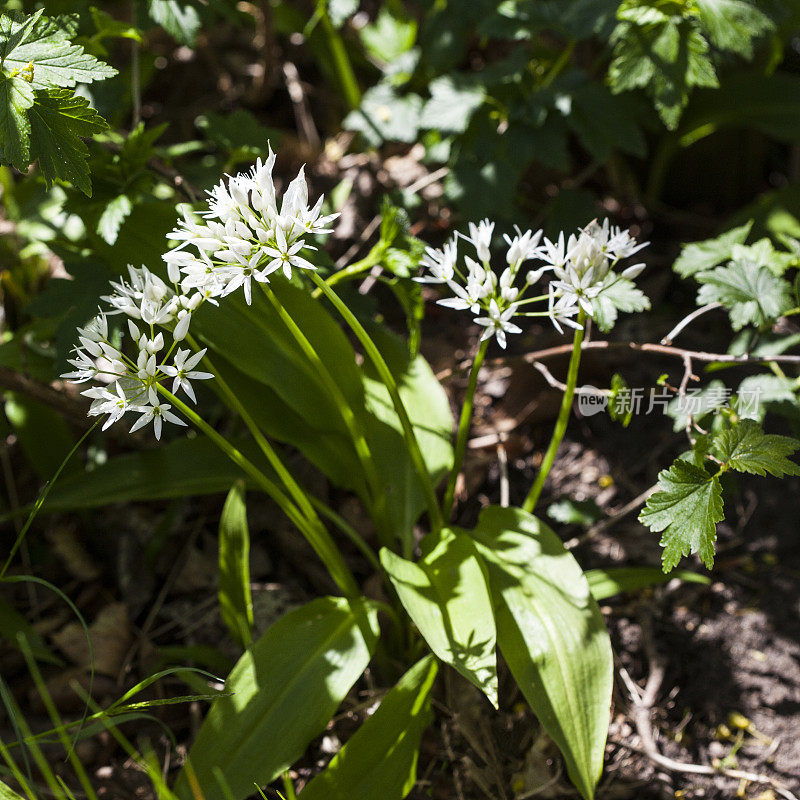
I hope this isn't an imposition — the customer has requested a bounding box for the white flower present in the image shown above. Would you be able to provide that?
[162,348,213,403]
[418,238,458,283]
[261,227,316,279]
[504,227,542,267]
[84,382,137,431]
[129,388,186,440]
[219,251,273,305]
[474,299,522,349]
[463,219,495,263]
[438,257,493,313]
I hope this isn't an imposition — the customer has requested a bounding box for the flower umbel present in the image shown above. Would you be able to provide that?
[164,145,337,305]
[419,217,648,346]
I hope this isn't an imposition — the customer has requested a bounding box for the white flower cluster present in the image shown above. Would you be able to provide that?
[163,145,338,305]
[62,302,212,439]
[64,147,339,439]
[419,218,647,347]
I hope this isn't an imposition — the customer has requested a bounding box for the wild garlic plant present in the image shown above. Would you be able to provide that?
[61,147,799,800]
[59,146,656,800]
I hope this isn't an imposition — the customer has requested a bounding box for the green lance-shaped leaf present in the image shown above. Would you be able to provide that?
[299,656,438,800]
[465,506,612,800]
[176,596,380,800]
[0,779,26,800]
[639,459,723,571]
[380,528,498,707]
[585,567,709,601]
[218,481,254,649]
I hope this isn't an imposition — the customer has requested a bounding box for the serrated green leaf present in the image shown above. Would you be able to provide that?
[0,9,116,89]
[694,0,773,59]
[735,373,796,422]
[344,83,422,147]
[710,419,800,478]
[96,193,133,245]
[673,221,753,277]
[0,73,33,169]
[148,0,201,45]
[218,481,254,649]
[419,76,484,134]
[299,656,437,800]
[696,258,793,330]
[380,528,498,707]
[639,459,723,571]
[590,274,650,332]
[609,10,718,129]
[359,7,417,63]
[27,88,109,195]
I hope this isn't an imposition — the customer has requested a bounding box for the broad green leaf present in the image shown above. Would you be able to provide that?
[4,394,76,481]
[148,0,201,45]
[419,76,484,135]
[466,506,612,800]
[567,83,645,161]
[585,566,710,600]
[696,258,793,330]
[380,528,498,707]
[590,274,650,332]
[299,656,438,800]
[680,72,800,148]
[27,88,109,195]
[41,436,273,512]
[693,0,773,59]
[344,84,422,147]
[547,498,603,526]
[218,481,254,649]
[194,284,453,542]
[96,194,133,245]
[362,329,453,544]
[176,597,380,800]
[0,73,33,169]
[710,419,800,478]
[0,10,116,89]
[673,221,752,278]
[609,7,718,128]
[639,459,723,571]
[359,8,417,63]
[735,374,797,422]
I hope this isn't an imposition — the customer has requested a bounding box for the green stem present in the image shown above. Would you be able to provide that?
[316,9,361,110]
[309,271,443,534]
[442,337,489,520]
[186,335,325,529]
[540,40,575,89]
[157,386,359,597]
[522,309,586,513]
[258,285,385,519]
[316,242,387,295]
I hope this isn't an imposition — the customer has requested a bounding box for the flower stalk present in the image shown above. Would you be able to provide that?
[522,308,587,513]
[442,337,489,520]
[157,385,360,597]
[309,270,444,535]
